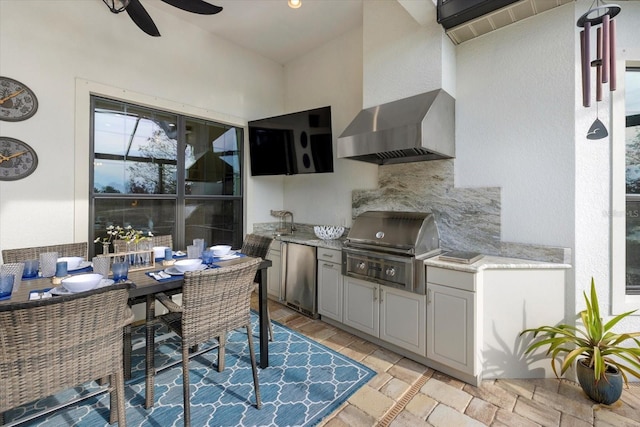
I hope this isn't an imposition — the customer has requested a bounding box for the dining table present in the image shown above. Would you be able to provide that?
[2,254,272,410]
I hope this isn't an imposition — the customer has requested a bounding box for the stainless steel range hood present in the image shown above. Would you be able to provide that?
[337,89,455,165]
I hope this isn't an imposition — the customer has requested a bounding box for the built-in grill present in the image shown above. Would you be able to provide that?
[342,211,441,294]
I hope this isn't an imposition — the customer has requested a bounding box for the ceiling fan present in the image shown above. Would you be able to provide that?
[102,0,222,37]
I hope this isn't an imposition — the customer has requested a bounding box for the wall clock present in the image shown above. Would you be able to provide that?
[0,76,39,121]
[0,137,38,181]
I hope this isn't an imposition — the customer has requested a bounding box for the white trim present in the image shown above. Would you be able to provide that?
[612,61,640,314]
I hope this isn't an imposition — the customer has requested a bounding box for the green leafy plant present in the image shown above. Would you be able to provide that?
[520,277,640,386]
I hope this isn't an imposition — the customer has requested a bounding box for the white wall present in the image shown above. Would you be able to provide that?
[456,6,575,249]
[282,28,377,227]
[575,1,640,331]
[0,0,284,252]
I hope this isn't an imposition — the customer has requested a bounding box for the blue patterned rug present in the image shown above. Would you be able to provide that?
[5,312,375,426]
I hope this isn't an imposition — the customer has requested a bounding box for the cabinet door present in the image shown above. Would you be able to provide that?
[266,247,282,300]
[380,286,426,356]
[343,276,378,336]
[427,282,475,376]
[317,260,343,322]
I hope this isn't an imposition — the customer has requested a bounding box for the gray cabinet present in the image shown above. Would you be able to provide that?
[380,286,426,356]
[343,276,378,336]
[344,275,426,355]
[317,247,343,322]
[265,240,283,301]
[426,266,477,378]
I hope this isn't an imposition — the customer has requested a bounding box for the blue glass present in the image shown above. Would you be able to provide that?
[201,250,215,265]
[55,261,68,277]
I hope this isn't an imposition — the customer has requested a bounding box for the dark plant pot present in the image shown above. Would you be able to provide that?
[576,358,623,405]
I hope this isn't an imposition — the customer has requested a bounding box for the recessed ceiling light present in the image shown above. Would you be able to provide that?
[288,0,301,9]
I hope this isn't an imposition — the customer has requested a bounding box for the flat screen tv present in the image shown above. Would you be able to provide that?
[248,106,334,176]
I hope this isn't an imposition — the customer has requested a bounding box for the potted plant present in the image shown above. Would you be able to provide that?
[520,278,640,405]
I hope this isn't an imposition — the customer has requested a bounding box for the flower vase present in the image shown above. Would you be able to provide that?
[102,242,111,255]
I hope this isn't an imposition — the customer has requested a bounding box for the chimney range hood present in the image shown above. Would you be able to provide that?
[337,89,455,165]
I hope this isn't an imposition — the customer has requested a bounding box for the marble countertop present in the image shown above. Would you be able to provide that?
[262,232,346,250]
[424,254,571,273]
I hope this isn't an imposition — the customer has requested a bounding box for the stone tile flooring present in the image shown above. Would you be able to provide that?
[256,298,640,427]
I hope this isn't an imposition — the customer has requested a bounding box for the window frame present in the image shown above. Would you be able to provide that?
[612,61,640,314]
[74,80,247,258]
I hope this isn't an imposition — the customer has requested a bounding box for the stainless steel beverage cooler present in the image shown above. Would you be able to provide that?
[284,242,318,318]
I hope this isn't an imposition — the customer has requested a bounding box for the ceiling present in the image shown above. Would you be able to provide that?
[143,0,639,63]
[146,0,364,65]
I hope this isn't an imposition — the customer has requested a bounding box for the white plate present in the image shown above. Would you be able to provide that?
[68,261,92,271]
[164,264,207,276]
[217,254,240,261]
[49,278,115,295]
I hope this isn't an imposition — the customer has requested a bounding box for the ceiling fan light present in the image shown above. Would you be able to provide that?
[288,0,302,9]
[102,0,130,14]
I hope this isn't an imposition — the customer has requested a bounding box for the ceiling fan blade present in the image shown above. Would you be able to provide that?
[159,0,223,15]
[126,0,161,36]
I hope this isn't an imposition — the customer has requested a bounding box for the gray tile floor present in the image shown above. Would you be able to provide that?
[257,298,640,427]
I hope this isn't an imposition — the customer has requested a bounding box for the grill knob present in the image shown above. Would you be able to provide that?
[357,262,366,270]
[376,231,384,239]
[386,267,396,277]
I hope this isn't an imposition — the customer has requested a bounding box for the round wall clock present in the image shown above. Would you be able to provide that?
[0,76,39,121]
[0,137,38,181]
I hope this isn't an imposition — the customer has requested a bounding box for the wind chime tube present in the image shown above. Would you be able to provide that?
[596,27,603,102]
[610,18,617,91]
[580,22,591,108]
[602,14,610,84]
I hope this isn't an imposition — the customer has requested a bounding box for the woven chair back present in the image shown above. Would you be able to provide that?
[0,284,133,412]
[181,258,261,347]
[153,234,173,248]
[2,242,88,264]
[241,234,273,260]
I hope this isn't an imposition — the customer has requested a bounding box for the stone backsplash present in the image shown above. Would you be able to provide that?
[352,160,570,264]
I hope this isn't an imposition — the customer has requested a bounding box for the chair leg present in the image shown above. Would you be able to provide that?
[182,344,191,427]
[245,325,262,409]
[113,370,127,427]
[217,333,226,372]
[123,323,132,380]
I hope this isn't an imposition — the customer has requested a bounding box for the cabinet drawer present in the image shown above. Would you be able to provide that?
[427,266,476,292]
[317,247,341,263]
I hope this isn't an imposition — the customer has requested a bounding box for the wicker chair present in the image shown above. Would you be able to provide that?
[241,233,274,341]
[1,242,88,264]
[155,258,262,426]
[0,284,134,426]
[152,234,173,248]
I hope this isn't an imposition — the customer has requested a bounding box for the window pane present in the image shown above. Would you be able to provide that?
[93,98,178,194]
[625,68,640,294]
[185,119,242,196]
[185,199,242,249]
[93,199,176,254]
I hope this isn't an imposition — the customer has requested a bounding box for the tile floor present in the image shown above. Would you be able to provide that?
[257,298,640,427]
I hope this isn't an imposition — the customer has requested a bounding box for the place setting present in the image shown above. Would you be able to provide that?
[145,243,245,282]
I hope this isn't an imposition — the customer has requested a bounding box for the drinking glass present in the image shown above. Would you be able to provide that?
[193,238,205,255]
[1,263,24,291]
[55,261,68,277]
[201,249,215,265]
[22,259,39,278]
[92,256,111,278]
[0,274,14,299]
[39,252,59,278]
[112,262,129,282]
[187,245,200,259]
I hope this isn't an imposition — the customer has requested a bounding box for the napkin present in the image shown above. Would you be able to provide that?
[29,288,52,300]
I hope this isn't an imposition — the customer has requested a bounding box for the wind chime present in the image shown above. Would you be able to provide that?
[577,1,621,140]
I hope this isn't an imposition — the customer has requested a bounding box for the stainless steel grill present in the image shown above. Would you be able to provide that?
[342,211,441,294]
